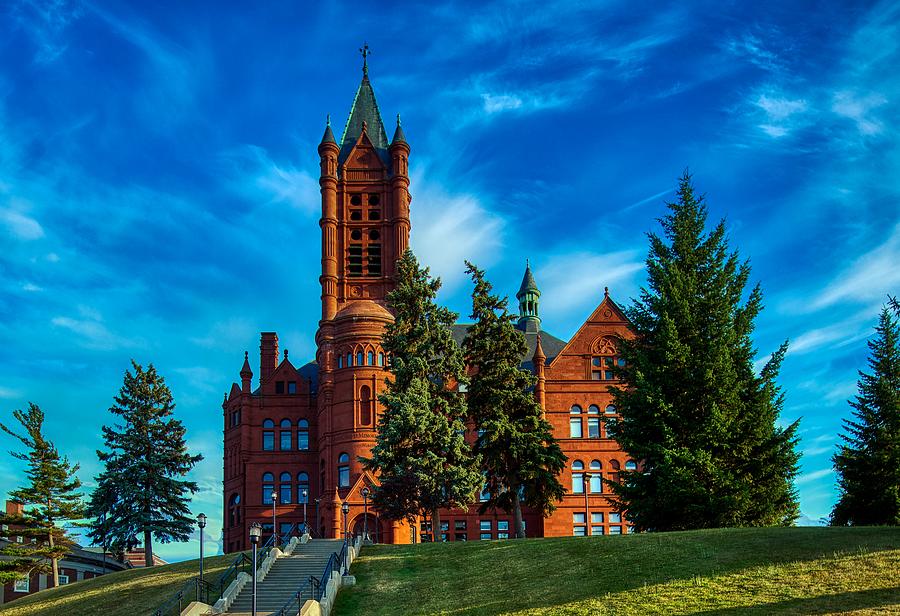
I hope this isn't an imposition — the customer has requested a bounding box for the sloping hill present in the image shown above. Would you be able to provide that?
[334,527,900,615]
[0,553,236,616]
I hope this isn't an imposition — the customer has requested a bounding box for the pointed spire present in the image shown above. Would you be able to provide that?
[517,260,539,299]
[391,113,407,145]
[321,114,336,145]
[533,334,546,363]
[340,48,389,164]
[240,351,253,377]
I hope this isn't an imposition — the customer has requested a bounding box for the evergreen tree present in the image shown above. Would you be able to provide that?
[363,250,482,535]
[831,305,900,525]
[0,403,84,586]
[87,361,201,566]
[462,262,566,538]
[606,172,800,530]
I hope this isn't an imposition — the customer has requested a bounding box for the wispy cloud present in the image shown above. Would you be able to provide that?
[538,250,644,320]
[832,91,887,136]
[796,468,834,485]
[0,205,44,240]
[410,168,505,293]
[220,145,320,215]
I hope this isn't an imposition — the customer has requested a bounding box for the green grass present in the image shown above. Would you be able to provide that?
[0,553,239,616]
[334,527,900,615]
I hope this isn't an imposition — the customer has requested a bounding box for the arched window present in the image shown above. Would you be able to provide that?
[280,472,292,504]
[605,405,617,415]
[569,405,583,438]
[228,493,241,528]
[588,405,600,414]
[625,460,637,471]
[609,459,621,484]
[262,419,275,451]
[280,419,292,450]
[360,385,372,425]
[297,472,309,503]
[609,460,621,470]
[367,351,374,366]
[357,351,364,366]
[337,354,343,369]
[572,460,584,494]
[338,453,350,488]
[297,419,309,451]
[378,352,384,366]
[262,472,274,504]
[347,353,352,367]
[590,460,602,470]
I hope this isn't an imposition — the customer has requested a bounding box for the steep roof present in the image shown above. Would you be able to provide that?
[517,262,539,298]
[450,323,567,371]
[339,74,390,167]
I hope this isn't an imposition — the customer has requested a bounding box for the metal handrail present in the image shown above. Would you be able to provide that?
[152,578,211,616]
[273,575,317,616]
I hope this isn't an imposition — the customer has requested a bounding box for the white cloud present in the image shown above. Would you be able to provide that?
[759,124,788,138]
[409,168,505,293]
[757,95,807,120]
[0,386,21,399]
[808,223,900,310]
[832,90,887,135]
[0,207,44,240]
[221,145,320,215]
[482,93,522,113]
[795,468,833,485]
[752,93,808,139]
[50,311,140,351]
[22,282,42,292]
[538,250,644,317]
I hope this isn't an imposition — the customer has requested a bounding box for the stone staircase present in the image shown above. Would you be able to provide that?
[224,539,344,615]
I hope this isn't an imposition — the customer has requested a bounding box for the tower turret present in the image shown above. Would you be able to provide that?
[516,260,541,333]
[240,351,253,393]
[533,335,546,412]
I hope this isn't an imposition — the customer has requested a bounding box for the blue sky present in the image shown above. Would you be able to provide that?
[1,0,898,562]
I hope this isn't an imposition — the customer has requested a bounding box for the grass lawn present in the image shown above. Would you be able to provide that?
[334,527,900,615]
[0,553,238,616]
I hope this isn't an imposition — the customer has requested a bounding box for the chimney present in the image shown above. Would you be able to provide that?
[260,333,278,385]
[6,500,24,517]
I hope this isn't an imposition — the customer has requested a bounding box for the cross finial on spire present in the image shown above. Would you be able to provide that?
[326,114,331,126]
[397,113,401,126]
[359,42,370,76]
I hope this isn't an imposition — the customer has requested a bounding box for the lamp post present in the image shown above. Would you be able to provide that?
[341,502,350,574]
[196,513,207,600]
[249,522,262,616]
[302,489,309,536]
[583,473,592,537]
[361,487,370,542]
[271,491,278,545]
[314,497,321,538]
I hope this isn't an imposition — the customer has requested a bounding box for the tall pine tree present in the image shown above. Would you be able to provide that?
[88,361,201,566]
[831,305,900,525]
[606,172,800,530]
[363,250,482,535]
[462,262,566,538]
[0,403,84,586]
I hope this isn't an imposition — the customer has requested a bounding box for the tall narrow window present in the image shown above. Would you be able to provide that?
[297,419,309,451]
[280,472,292,504]
[262,419,275,451]
[347,352,352,367]
[569,405,583,438]
[588,417,600,438]
[367,351,374,366]
[297,472,309,503]
[378,352,384,366]
[360,385,372,426]
[572,460,584,494]
[348,228,363,276]
[357,351,364,366]
[338,453,350,488]
[367,230,381,276]
[280,419,292,450]
[262,472,274,504]
[228,493,240,528]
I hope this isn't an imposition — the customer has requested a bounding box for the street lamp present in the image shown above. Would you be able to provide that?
[341,502,350,574]
[271,491,278,545]
[583,473,592,537]
[249,522,262,616]
[361,487,370,542]
[314,497,321,538]
[302,489,309,535]
[196,513,207,600]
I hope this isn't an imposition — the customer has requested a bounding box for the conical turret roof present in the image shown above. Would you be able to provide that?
[517,261,539,299]
[339,72,390,166]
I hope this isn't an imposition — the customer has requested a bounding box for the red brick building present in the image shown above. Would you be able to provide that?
[221,58,634,551]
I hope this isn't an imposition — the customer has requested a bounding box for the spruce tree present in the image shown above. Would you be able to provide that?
[462,262,566,538]
[606,172,800,530]
[363,250,481,536]
[831,305,900,525]
[0,403,85,586]
[88,361,201,566]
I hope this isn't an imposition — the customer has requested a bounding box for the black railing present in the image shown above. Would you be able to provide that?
[272,576,318,616]
[153,578,212,616]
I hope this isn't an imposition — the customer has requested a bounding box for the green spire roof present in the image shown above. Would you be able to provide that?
[339,72,390,166]
[516,260,539,299]
[391,113,407,145]
[321,115,336,145]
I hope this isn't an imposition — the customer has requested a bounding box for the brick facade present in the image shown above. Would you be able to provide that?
[221,62,633,551]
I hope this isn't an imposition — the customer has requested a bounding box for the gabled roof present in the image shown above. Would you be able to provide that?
[339,74,390,167]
